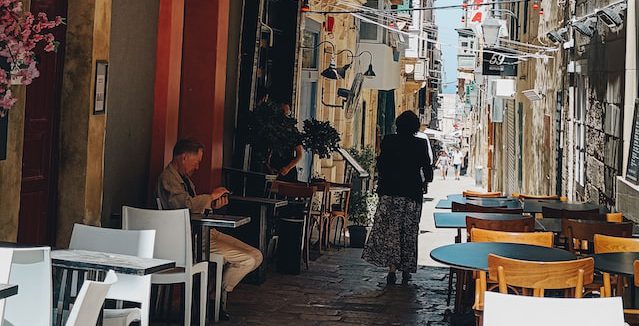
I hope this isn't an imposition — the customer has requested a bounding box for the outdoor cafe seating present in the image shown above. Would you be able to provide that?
[433,190,639,326]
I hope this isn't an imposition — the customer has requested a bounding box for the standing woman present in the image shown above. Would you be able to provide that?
[435,151,450,180]
[363,111,430,285]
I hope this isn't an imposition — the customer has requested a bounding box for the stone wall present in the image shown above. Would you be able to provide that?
[573,16,626,207]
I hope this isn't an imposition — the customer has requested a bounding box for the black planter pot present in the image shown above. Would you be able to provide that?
[348,225,368,248]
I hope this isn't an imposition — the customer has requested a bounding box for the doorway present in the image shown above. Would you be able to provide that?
[18,0,68,246]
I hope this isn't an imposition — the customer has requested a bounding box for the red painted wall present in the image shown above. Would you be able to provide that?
[149,0,229,198]
[149,0,184,200]
[178,0,229,191]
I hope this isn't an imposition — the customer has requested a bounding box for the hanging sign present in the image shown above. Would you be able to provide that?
[482,48,518,76]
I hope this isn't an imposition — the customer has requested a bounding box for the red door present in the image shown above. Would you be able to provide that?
[18,0,67,246]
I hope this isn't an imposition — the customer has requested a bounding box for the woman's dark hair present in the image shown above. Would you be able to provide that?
[173,138,204,157]
[395,111,420,136]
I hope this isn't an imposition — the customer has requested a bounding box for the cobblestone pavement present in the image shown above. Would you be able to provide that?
[150,172,480,325]
[222,249,453,326]
[219,173,481,326]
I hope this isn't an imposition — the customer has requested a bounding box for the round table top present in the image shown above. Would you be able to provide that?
[430,242,577,271]
[593,252,639,276]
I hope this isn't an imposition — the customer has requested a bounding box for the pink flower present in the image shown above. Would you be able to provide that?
[0,0,63,111]
[44,42,54,52]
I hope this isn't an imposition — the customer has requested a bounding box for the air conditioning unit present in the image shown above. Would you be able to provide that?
[522,89,544,101]
[493,79,516,98]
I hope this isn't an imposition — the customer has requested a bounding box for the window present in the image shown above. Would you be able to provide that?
[302,30,319,69]
[359,0,382,42]
[302,19,321,70]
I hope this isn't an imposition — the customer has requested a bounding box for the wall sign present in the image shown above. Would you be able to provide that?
[482,48,518,76]
[626,99,639,184]
[93,60,108,114]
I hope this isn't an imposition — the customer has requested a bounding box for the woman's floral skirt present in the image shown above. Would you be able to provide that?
[362,195,422,273]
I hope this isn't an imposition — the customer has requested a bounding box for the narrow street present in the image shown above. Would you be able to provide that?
[218,170,478,326]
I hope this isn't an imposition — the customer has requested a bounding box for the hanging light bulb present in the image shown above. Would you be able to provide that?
[539,8,544,15]
[461,16,465,23]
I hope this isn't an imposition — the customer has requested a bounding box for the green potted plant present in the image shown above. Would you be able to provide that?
[347,190,377,248]
[301,118,341,182]
[244,100,302,172]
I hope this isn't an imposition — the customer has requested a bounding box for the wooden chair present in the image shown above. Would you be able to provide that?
[541,206,564,219]
[466,216,535,235]
[606,212,624,223]
[271,181,317,270]
[469,228,553,323]
[474,254,595,325]
[310,181,331,253]
[562,219,634,254]
[601,260,639,323]
[470,228,554,248]
[464,203,523,214]
[623,261,639,319]
[326,183,351,249]
[512,193,567,201]
[463,191,504,198]
[452,202,509,212]
[488,254,594,297]
[595,235,639,299]
[542,206,601,220]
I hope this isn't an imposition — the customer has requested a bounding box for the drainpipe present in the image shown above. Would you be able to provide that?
[622,0,637,179]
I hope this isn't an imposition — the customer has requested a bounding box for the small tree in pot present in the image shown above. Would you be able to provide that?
[347,190,377,248]
[244,100,302,173]
[301,118,340,182]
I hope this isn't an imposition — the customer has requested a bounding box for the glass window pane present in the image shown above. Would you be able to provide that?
[302,30,318,69]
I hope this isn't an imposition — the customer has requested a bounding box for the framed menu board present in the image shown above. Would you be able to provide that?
[626,99,639,184]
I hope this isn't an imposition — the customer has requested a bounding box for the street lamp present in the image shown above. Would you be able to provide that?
[314,40,341,80]
[482,18,502,47]
[336,50,376,78]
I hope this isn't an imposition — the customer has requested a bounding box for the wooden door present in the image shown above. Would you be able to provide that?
[18,0,67,246]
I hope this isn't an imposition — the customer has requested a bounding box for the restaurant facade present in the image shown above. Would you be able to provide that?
[0,0,441,246]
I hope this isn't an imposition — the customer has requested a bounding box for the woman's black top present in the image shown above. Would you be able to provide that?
[376,134,431,202]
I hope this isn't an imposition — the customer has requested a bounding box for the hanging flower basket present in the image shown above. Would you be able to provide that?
[0,0,64,117]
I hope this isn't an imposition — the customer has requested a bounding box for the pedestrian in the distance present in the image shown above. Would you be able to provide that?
[362,111,430,285]
[452,148,464,180]
[435,151,450,180]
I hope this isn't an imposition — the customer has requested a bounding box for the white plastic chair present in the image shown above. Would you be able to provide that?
[122,206,208,326]
[155,200,226,322]
[65,270,117,326]
[483,291,625,326]
[0,249,13,323]
[4,246,52,326]
[69,224,156,326]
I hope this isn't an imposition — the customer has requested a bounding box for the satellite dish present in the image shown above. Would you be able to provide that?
[337,73,364,119]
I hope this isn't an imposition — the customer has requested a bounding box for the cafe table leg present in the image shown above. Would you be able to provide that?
[55,269,73,326]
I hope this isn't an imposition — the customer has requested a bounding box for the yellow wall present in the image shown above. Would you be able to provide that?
[57,0,112,247]
[0,87,26,242]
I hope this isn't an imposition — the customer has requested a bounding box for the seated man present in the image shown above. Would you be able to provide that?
[157,138,263,320]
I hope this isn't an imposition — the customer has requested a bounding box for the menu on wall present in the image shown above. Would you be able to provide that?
[626,99,639,184]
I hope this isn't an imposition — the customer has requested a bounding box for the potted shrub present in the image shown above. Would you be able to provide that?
[301,118,341,182]
[244,100,302,172]
[347,190,377,248]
